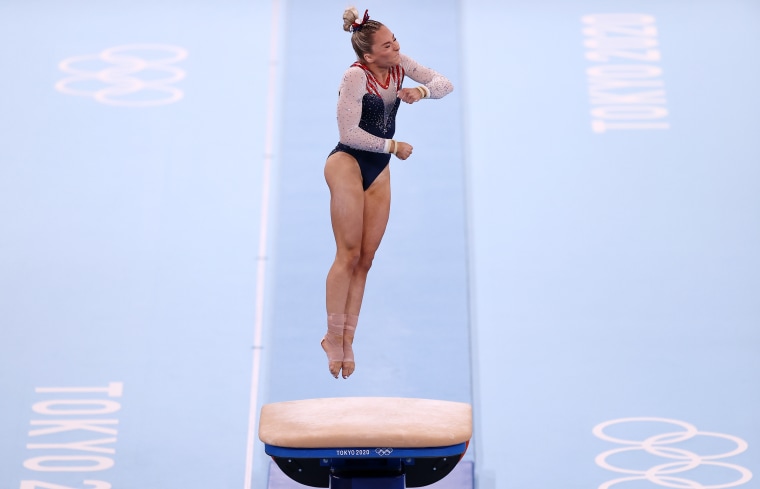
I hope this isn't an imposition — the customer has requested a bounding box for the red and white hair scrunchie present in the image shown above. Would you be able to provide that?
[349,8,370,32]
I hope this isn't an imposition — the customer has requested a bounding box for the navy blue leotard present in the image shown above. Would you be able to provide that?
[330,93,401,191]
[330,62,404,191]
[329,56,454,190]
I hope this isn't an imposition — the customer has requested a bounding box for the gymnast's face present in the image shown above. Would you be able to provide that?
[365,25,401,67]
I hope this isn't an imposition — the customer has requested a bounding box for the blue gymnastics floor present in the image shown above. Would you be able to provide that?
[1,1,758,489]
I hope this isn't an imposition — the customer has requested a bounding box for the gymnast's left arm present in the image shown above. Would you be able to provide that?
[398,53,454,103]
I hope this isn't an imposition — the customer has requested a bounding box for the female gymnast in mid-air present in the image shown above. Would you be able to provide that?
[321,7,453,379]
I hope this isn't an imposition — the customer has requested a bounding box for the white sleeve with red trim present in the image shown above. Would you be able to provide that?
[400,53,454,99]
[335,66,388,153]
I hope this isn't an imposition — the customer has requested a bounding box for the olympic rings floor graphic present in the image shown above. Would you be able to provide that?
[55,44,187,107]
[593,417,753,489]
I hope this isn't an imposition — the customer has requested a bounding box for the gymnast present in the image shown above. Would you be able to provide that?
[322,7,453,379]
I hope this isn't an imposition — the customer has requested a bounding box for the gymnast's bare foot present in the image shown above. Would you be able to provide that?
[341,334,355,379]
[321,334,343,378]
[341,314,358,379]
[322,313,346,378]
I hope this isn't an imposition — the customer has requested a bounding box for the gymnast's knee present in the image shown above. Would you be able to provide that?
[336,247,361,271]
[355,252,375,274]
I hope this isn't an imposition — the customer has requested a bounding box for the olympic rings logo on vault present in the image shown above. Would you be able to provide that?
[55,44,187,107]
[593,417,753,489]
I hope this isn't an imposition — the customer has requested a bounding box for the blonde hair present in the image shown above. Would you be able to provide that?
[342,7,384,63]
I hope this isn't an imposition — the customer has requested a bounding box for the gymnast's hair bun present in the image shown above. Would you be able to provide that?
[343,6,360,32]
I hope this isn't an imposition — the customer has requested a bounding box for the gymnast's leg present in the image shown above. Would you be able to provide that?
[341,167,391,378]
[324,152,365,378]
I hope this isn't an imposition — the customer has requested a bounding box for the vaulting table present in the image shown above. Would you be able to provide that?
[259,397,472,488]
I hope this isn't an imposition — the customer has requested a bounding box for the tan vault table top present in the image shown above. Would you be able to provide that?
[259,397,472,448]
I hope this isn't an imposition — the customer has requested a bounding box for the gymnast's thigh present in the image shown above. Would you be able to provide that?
[325,150,363,190]
[325,151,365,248]
[360,167,391,255]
